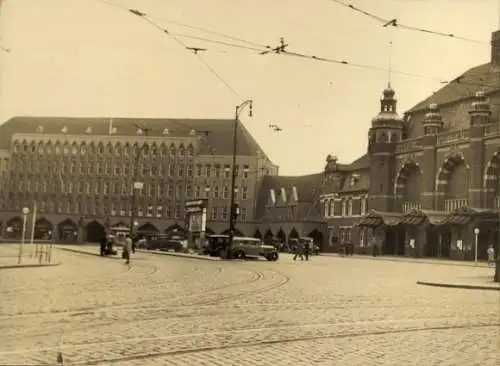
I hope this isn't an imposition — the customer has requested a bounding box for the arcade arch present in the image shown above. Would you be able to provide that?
[394,161,422,212]
[436,154,470,211]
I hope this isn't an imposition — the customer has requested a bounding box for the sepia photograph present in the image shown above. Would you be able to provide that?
[0,0,498,365]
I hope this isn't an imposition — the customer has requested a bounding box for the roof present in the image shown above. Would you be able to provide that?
[407,63,499,113]
[0,116,268,157]
[255,173,323,221]
[323,154,370,194]
[403,63,500,138]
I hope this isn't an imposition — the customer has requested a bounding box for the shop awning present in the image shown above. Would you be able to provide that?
[356,210,402,228]
[400,209,449,227]
[439,207,497,227]
[440,214,472,226]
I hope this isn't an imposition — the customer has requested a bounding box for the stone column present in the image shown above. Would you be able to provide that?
[468,125,485,208]
[420,135,437,210]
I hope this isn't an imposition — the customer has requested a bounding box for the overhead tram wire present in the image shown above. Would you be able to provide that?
[328,0,489,46]
[94,0,242,98]
[92,0,496,91]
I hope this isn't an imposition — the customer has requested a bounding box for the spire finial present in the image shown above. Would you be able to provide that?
[498,0,500,30]
[388,40,393,87]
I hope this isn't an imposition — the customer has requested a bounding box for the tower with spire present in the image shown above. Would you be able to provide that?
[367,83,404,212]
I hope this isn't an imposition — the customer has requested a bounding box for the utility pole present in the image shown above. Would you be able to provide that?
[227,100,253,259]
[129,126,149,235]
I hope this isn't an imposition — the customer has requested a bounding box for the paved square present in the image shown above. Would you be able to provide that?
[0,248,498,365]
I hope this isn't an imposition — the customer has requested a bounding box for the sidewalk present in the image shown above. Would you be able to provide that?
[56,244,221,261]
[417,275,500,291]
[320,252,490,268]
[0,245,60,269]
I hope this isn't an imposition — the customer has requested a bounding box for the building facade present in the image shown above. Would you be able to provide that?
[0,117,278,242]
[334,30,500,261]
[252,173,327,250]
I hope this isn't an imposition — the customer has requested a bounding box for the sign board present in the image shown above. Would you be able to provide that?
[184,199,208,234]
[189,214,202,232]
[185,199,208,212]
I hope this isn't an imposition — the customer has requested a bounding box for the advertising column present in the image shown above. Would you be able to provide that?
[184,199,208,251]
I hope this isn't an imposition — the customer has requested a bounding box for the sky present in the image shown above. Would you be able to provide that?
[0,0,498,175]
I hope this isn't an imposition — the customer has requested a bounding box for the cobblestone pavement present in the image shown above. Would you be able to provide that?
[0,249,498,365]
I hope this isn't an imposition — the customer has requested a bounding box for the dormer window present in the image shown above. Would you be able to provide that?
[350,174,360,187]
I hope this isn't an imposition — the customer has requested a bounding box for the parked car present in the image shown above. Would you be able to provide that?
[146,235,188,253]
[205,235,279,261]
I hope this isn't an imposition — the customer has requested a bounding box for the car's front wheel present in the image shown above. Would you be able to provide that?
[266,252,279,261]
[232,250,246,260]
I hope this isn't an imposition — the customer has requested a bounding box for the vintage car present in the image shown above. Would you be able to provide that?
[204,235,279,261]
[145,234,188,253]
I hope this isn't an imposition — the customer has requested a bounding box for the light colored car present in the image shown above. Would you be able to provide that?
[230,237,279,261]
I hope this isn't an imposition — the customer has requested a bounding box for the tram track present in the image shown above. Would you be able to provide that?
[1,316,496,365]
[0,258,208,320]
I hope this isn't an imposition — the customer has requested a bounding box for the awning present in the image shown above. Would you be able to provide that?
[400,216,426,226]
[400,209,448,227]
[438,207,497,227]
[356,210,402,228]
[440,215,472,226]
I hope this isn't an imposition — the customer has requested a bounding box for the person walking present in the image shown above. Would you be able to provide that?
[293,240,304,261]
[99,235,107,256]
[487,245,495,267]
[123,234,132,265]
[304,240,310,261]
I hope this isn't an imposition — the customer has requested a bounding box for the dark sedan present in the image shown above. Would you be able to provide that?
[144,235,188,253]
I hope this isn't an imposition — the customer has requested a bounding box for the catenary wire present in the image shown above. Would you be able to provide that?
[155,17,271,49]
[94,0,241,97]
[328,0,489,45]
[169,34,267,53]
[93,0,496,92]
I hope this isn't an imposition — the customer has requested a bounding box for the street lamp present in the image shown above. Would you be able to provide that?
[474,227,480,265]
[18,207,30,264]
[227,100,253,259]
[129,127,148,236]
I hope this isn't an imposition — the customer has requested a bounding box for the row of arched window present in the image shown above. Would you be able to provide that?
[12,140,195,157]
[8,200,249,221]
[11,158,194,178]
[11,181,250,200]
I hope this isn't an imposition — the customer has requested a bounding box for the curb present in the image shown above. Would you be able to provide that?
[416,280,500,291]
[136,249,221,261]
[0,262,61,270]
[321,253,489,268]
[57,247,122,260]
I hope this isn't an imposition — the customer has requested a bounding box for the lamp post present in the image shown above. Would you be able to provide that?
[227,100,253,259]
[474,227,480,265]
[129,127,147,235]
[18,207,30,264]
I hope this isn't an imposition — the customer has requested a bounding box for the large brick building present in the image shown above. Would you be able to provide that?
[319,30,500,260]
[0,117,279,242]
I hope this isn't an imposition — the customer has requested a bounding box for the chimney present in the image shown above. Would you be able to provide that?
[491,30,500,69]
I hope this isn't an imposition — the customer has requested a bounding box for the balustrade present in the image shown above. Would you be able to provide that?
[444,198,468,212]
[484,123,500,137]
[402,201,421,213]
[395,137,423,153]
[436,129,469,145]
[495,196,500,209]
